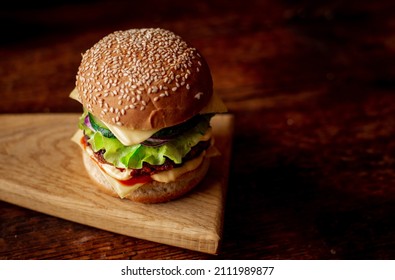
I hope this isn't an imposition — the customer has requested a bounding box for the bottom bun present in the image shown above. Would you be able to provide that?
[82,151,210,203]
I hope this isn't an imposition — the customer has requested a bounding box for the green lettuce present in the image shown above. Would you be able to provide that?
[78,111,210,169]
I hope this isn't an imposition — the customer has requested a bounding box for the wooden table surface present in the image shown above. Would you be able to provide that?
[1,0,395,259]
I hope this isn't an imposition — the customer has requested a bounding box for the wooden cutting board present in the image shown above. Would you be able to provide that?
[0,113,233,255]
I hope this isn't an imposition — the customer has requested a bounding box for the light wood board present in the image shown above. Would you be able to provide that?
[0,113,233,255]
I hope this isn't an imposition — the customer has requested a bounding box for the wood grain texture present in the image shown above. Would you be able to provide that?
[2,0,395,259]
[0,114,233,254]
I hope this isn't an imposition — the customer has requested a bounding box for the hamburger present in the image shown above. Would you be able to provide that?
[70,28,227,203]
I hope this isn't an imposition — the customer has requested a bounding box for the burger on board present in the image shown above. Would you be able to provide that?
[71,28,227,203]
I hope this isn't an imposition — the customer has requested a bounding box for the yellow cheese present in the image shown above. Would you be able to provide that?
[200,92,228,114]
[94,167,145,198]
[71,129,84,148]
[102,121,159,146]
[151,151,205,183]
[69,87,80,101]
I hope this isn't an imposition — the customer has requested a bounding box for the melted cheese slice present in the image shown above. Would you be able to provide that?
[151,151,205,183]
[102,121,159,146]
[70,88,227,146]
[200,91,228,114]
[69,87,80,101]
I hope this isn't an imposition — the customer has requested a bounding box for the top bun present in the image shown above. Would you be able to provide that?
[76,28,213,130]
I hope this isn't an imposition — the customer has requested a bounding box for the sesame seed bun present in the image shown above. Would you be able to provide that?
[82,151,210,203]
[76,28,213,130]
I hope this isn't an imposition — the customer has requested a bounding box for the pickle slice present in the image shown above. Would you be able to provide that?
[88,113,115,138]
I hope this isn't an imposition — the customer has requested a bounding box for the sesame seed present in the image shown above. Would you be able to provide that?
[195,92,203,99]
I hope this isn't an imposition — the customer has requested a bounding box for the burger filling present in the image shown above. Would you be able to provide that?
[79,109,213,168]
[73,109,217,196]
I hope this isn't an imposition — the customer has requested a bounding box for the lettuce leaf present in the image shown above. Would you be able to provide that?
[78,111,210,169]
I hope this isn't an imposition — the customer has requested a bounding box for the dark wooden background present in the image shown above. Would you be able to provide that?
[1,0,395,259]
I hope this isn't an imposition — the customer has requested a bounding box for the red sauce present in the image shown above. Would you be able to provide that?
[80,136,88,149]
[119,175,152,186]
